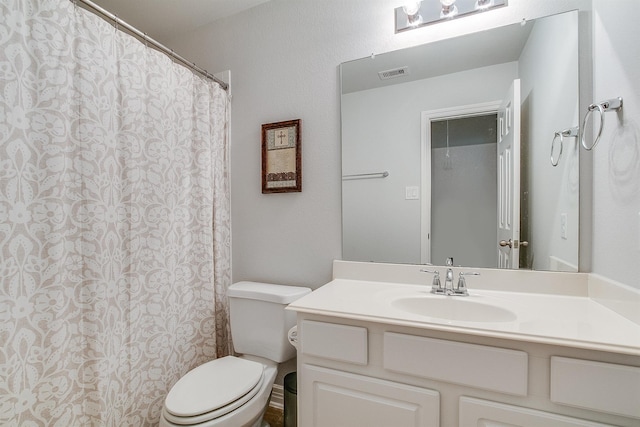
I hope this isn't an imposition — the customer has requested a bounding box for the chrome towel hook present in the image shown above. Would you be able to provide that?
[580,97,623,151]
[550,126,578,167]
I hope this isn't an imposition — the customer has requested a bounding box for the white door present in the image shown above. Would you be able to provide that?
[300,364,440,427]
[497,79,521,269]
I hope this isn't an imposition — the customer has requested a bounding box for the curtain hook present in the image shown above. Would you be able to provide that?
[144,32,148,48]
[114,15,119,32]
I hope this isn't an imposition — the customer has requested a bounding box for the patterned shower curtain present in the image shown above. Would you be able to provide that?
[0,0,232,425]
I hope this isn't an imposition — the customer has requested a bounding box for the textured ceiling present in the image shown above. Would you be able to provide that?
[87,0,270,44]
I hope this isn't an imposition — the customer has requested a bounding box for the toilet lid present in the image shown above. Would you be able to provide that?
[165,356,264,420]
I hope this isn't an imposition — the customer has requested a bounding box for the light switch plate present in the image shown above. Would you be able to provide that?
[405,186,419,200]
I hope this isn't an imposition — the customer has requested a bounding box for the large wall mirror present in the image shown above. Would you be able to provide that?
[341,10,580,272]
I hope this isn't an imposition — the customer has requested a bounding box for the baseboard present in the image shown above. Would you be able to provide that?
[269,384,284,410]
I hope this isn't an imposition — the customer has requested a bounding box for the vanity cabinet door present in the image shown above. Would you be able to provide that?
[300,364,440,427]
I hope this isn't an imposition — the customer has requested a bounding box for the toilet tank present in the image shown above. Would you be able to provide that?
[228,282,311,363]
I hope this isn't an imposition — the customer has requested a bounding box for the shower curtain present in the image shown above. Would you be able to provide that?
[0,0,232,425]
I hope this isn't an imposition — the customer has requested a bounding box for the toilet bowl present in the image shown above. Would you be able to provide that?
[159,356,277,427]
[159,282,311,427]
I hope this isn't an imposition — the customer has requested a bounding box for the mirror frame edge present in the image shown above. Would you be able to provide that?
[578,7,593,273]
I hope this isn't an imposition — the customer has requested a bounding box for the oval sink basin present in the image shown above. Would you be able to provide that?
[391,296,517,323]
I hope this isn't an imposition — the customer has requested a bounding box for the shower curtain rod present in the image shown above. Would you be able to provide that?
[72,0,229,91]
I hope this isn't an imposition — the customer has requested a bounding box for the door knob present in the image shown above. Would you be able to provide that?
[499,239,513,248]
[499,239,528,248]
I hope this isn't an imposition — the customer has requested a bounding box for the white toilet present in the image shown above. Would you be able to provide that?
[159,281,311,427]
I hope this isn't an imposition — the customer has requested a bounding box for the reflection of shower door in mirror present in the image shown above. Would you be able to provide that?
[421,102,500,268]
[497,79,521,269]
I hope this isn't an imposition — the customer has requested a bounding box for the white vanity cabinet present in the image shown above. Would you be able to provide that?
[295,316,640,427]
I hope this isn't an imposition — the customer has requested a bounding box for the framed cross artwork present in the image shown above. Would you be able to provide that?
[261,119,302,193]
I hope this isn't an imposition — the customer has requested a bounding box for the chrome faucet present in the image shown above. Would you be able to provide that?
[421,257,480,296]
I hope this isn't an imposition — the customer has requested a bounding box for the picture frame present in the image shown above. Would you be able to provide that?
[261,119,302,193]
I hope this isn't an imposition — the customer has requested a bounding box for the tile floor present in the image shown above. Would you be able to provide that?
[264,406,284,427]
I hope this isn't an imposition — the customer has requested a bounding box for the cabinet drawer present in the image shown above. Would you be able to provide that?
[550,356,640,419]
[384,332,528,396]
[300,320,368,365]
[459,396,618,426]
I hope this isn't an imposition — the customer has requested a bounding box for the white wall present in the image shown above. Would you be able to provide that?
[168,0,631,290]
[342,63,516,264]
[518,11,580,271]
[591,0,640,288]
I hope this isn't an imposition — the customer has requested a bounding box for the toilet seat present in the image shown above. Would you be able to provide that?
[163,356,265,425]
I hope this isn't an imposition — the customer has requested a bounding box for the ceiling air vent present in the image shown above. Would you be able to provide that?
[378,66,409,80]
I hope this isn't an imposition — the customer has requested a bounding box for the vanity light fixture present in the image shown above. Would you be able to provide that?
[395,0,507,33]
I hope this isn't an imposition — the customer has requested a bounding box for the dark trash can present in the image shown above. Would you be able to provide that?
[283,372,297,427]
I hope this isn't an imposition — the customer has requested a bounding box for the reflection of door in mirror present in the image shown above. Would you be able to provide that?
[497,79,521,269]
[424,80,521,270]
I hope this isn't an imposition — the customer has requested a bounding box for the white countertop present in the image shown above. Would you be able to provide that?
[287,279,640,356]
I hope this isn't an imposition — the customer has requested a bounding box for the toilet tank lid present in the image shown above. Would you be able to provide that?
[229,281,311,304]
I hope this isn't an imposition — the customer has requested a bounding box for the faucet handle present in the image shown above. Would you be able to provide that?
[455,272,480,296]
[420,269,444,294]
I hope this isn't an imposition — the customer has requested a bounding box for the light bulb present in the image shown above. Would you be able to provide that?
[402,2,423,27]
[440,0,458,17]
[402,2,422,16]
